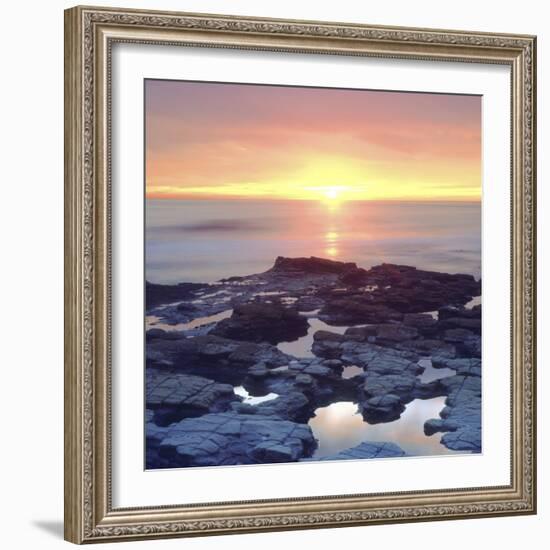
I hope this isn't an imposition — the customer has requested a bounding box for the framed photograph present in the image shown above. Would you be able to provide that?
[64,5,537,544]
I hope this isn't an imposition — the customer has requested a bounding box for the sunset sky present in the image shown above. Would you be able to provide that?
[145,79,481,202]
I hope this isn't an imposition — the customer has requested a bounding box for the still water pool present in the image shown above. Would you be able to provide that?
[309,397,460,458]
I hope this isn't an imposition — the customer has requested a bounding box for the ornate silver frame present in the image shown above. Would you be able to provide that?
[64,5,537,544]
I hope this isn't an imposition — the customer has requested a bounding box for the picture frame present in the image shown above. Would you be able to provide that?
[64,5,537,544]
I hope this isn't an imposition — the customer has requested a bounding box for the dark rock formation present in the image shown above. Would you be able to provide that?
[146,370,239,425]
[319,298,403,325]
[395,339,456,361]
[432,357,481,377]
[245,356,357,413]
[146,281,206,309]
[439,304,481,321]
[211,302,308,344]
[340,322,422,348]
[253,391,312,423]
[316,441,409,461]
[269,256,358,275]
[147,334,291,384]
[146,328,186,341]
[364,264,480,311]
[145,256,482,468]
[361,393,405,423]
[316,262,480,326]
[423,359,481,452]
[402,313,439,336]
[148,412,317,468]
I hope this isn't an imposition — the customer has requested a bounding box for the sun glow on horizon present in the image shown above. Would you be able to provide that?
[146,153,480,202]
[146,81,481,203]
[324,186,342,200]
[317,185,348,205]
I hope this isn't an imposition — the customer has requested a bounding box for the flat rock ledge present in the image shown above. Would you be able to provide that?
[147,412,316,468]
[147,334,292,384]
[146,369,239,425]
[423,358,482,452]
[316,441,409,461]
[211,302,308,344]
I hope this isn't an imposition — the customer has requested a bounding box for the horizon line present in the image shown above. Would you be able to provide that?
[145,195,481,203]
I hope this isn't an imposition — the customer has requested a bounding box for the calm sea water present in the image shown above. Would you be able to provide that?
[146,199,481,284]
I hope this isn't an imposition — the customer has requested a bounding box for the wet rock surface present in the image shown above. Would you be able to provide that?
[147,412,316,468]
[146,257,482,467]
[147,334,292,384]
[146,370,239,425]
[268,256,358,275]
[211,302,308,344]
[316,441,409,461]
[423,358,482,452]
[146,281,206,310]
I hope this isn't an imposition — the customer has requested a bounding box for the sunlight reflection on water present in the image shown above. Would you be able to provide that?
[146,199,481,284]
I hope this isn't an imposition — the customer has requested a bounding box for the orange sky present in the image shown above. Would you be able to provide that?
[145,80,481,202]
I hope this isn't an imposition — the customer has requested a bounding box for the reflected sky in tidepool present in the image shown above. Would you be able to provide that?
[146,309,233,331]
[342,365,364,379]
[234,386,279,405]
[309,398,460,458]
[465,295,482,309]
[417,358,456,384]
[277,318,349,358]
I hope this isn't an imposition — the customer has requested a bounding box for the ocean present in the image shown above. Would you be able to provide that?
[145,199,481,285]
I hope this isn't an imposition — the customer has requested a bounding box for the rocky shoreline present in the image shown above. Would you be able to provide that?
[146,256,481,468]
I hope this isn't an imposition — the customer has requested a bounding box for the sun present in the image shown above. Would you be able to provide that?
[318,186,347,210]
[324,187,340,200]
[303,184,348,205]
